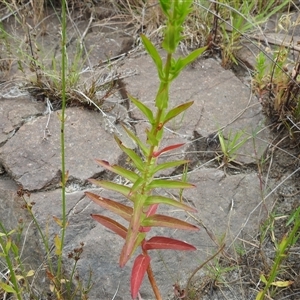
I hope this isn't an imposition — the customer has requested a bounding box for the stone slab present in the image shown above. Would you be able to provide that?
[0,107,123,191]
[0,91,45,145]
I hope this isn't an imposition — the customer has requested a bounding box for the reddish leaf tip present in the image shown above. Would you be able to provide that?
[131,254,150,299]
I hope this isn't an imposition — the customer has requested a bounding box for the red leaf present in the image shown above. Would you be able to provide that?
[85,192,132,221]
[91,214,127,239]
[131,254,150,299]
[142,236,196,251]
[152,143,185,158]
[141,214,199,231]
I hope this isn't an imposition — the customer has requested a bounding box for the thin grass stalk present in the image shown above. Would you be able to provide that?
[0,227,22,300]
[56,0,67,284]
[22,198,54,275]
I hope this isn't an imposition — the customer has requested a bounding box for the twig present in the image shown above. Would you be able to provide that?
[185,244,225,298]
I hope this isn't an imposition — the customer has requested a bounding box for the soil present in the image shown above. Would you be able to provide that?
[0,1,300,300]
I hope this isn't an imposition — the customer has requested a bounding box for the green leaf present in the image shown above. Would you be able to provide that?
[140,34,164,79]
[159,0,171,17]
[115,136,144,172]
[91,214,127,239]
[85,192,132,221]
[152,159,190,175]
[141,214,199,231]
[95,159,140,183]
[54,234,62,256]
[5,237,11,253]
[0,282,16,294]
[88,180,132,200]
[163,101,194,125]
[218,130,227,155]
[255,290,264,300]
[171,47,207,80]
[271,280,294,287]
[128,94,154,124]
[260,274,267,284]
[144,195,196,212]
[129,177,144,197]
[122,125,149,157]
[148,179,195,190]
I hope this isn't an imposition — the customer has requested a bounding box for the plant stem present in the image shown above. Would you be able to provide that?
[22,198,54,275]
[146,260,162,300]
[57,0,67,284]
[185,244,225,297]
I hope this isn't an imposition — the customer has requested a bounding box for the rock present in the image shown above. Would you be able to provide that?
[0,107,124,191]
[0,91,45,146]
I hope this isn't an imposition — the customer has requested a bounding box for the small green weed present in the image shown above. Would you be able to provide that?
[205,258,237,285]
[217,129,248,168]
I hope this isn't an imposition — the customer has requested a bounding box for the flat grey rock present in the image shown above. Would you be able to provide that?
[0,107,123,191]
[0,92,44,145]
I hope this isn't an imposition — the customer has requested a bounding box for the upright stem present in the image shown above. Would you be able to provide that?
[141,52,173,300]
[57,0,67,284]
[146,261,162,300]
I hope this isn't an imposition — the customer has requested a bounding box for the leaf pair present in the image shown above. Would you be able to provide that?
[141,34,207,83]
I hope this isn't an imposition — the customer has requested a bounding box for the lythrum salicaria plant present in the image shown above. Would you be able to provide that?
[85,1,206,299]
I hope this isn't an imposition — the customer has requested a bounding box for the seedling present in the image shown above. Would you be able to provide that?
[85,1,206,299]
[217,129,248,168]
